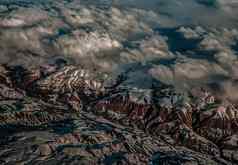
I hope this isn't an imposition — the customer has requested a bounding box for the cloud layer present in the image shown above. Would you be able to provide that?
[0,0,238,101]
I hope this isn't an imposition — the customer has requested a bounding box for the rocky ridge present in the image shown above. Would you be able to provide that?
[0,63,237,164]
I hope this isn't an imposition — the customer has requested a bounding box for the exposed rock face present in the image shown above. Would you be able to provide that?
[197,104,238,141]
[0,64,237,164]
[35,66,105,94]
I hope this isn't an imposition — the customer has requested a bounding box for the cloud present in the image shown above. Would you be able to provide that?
[0,0,238,101]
